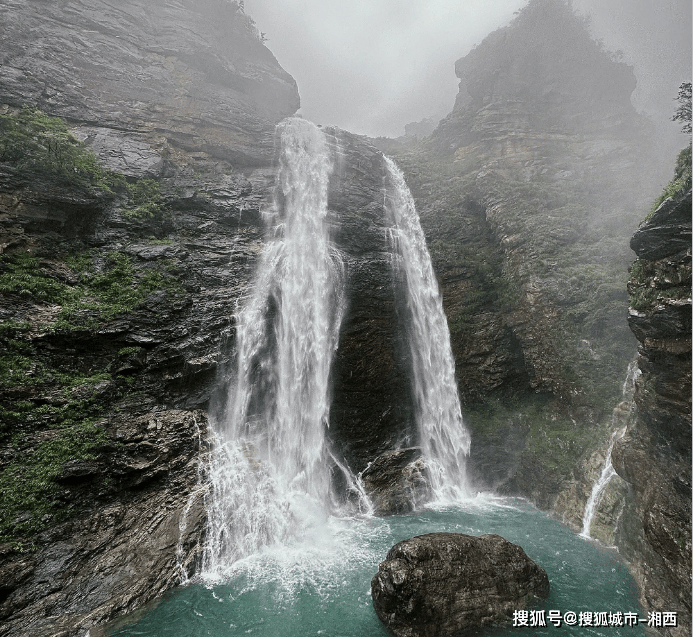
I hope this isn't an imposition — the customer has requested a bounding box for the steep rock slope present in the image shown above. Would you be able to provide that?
[0,0,299,168]
[0,1,298,634]
[379,0,657,511]
[612,181,691,637]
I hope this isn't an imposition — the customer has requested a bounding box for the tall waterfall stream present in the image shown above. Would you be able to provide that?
[384,157,470,503]
[107,120,646,636]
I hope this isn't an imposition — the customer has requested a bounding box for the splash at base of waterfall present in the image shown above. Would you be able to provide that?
[111,498,646,637]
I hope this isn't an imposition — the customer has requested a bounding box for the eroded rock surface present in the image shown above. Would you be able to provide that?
[360,448,430,515]
[0,409,207,637]
[0,0,299,170]
[371,533,549,637]
[612,188,692,637]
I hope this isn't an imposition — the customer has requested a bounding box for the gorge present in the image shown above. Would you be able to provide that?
[0,0,690,636]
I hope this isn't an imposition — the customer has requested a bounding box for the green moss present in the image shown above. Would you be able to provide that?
[0,420,108,544]
[0,248,185,332]
[0,327,115,543]
[123,179,163,218]
[118,346,142,357]
[466,395,607,494]
[646,144,692,220]
[0,106,115,192]
[0,253,77,304]
[630,286,692,312]
[0,339,41,389]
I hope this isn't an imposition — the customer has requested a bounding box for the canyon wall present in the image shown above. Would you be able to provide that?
[0,2,422,632]
[379,0,657,511]
[0,1,292,634]
[613,185,692,637]
[0,0,689,633]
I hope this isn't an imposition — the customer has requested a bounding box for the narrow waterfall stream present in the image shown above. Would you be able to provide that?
[579,427,626,540]
[384,157,470,503]
[106,122,646,637]
[580,362,640,540]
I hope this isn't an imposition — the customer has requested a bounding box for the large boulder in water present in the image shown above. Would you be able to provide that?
[371,533,550,637]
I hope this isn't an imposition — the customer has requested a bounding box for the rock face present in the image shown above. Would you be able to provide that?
[611,187,692,637]
[0,409,207,637]
[371,533,550,637]
[360,448,430,515]
[324,131,417,476]
[0,1,295,634]
[0,0,299,169]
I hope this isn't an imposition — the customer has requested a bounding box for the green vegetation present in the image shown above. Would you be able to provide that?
[672,81,692,135]
[0,106,114,191]
[0,318,113,545]
[0,106,171,222]
[648,144,692,218]
[0,242,186,544]
[465,395,608,500]
[123,179,163,218]
[0,107,185,547]
[629,126,692,312]
[628,255,692,312]
[118,346,143,357]
[645,82,691,217]
[0,249,184,331]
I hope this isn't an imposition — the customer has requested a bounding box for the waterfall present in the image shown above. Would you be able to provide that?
[383,156,471,503]
[202,118,345,580]
[579,426,626,539]
[580,361,640,539]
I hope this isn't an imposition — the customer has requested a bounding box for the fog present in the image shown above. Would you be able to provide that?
[246,0,691,142]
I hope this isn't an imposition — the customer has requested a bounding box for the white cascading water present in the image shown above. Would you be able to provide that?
[383,156,471,503]
[202,118,345,580]
[580,361,640,539]
[579,426,626,539]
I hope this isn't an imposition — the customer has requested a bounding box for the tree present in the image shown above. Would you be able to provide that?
[672,82,692,135]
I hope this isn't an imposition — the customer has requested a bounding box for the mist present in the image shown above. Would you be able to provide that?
[247,0,691,143]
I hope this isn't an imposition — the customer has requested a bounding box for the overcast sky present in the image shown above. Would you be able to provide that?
[246,0,692,139]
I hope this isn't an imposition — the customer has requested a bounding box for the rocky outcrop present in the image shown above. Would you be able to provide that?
[0,154,269,635]
[0,1,299,634]
[0,408,207,637]
[326,131,418,475]
[0,0,299,170]
[360,448,430,515]
[371,533,550,637]
[611,187,692,637]
[0,3,435,632]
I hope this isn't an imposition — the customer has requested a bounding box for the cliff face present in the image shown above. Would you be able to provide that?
[612,188,692,637]
[0,0,299,168]
[0,3,429,633]
[0,1,295,633]
[380,0,657,510]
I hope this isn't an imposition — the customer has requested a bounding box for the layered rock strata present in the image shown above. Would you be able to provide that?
[0,1,297,633]
[612,188,692,637]
[378,0,656,511]
[0,3,431,633]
